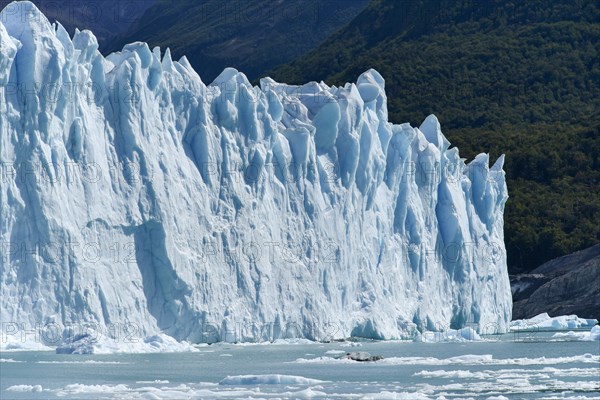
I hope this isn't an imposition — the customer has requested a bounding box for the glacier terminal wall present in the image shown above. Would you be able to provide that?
[0,1,511,343]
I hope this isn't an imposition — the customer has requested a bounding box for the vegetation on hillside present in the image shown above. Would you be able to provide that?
[107,0,369,82]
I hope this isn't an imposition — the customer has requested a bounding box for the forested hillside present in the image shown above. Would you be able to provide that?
[107,0,369,82]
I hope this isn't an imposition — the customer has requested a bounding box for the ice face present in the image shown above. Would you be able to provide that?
[0,1,511,343]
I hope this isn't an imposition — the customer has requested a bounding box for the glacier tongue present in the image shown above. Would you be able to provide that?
[0,1,511,343]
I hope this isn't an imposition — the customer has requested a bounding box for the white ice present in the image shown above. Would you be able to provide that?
[0,338,53,352]
[294,353,600,366]
[552,325,600,341]
[6,384,43,392]
[0,1,511,344]
[415,327,482,342]
[55,331,198,354]
[219,374,324,385]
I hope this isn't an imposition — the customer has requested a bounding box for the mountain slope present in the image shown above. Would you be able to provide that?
[511,244,600,320]
[270,0,600,273]
[107,0,370,82]
[24,0,156,50]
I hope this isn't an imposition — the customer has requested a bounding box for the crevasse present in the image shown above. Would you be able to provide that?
[0,1,511,342]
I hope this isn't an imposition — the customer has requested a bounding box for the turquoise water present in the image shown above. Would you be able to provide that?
[1,332,599,399]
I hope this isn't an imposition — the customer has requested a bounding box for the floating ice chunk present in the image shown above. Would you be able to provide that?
[6,385,42,392]
[56,383,130,396]
[281,388,328,398]
[36,360,124,364]
[339,341,363,347]
[269,338,315,345]
[294,353,600,366]
[415,367,600,380]
[340,351,384,362]
[361,391,430,399]
[219,374,324,385]
[55,331,198,354]
[415,327,482,343]
[511,313,598,331]
[590,325,600,340]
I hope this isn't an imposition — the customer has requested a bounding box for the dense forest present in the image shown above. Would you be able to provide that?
[270,0,600,273]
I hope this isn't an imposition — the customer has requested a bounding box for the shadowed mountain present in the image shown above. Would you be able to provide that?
[511,244,600,320]
[106,0,370,82]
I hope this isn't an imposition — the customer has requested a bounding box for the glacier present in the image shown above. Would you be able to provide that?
[510,313,598,332]
[0,1,510,344]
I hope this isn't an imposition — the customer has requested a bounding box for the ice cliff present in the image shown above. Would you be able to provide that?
[0,1,511,343]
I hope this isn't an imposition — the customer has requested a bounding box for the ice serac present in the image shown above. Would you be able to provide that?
[0,1,511,342]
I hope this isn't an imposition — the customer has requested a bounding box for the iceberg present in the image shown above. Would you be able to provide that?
[415,327,483,343]
[294,353,600,366]
[552,325,600,341]
[0,336,53,352]
[6,385,43,393]
[0,1,511,344]
[510,313,598,332]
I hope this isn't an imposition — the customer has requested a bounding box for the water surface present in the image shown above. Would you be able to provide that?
[1,332,599,399]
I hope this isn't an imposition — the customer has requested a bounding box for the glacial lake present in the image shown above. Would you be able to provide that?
[1,332,599,399]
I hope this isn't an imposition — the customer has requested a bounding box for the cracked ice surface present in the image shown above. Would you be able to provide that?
[0,1,510,343]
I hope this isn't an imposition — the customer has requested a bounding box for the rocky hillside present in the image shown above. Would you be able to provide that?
[27,0,156,50]
[511,244,600,320]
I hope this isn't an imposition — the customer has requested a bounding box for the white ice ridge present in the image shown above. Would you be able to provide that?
[0,1,510,343]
